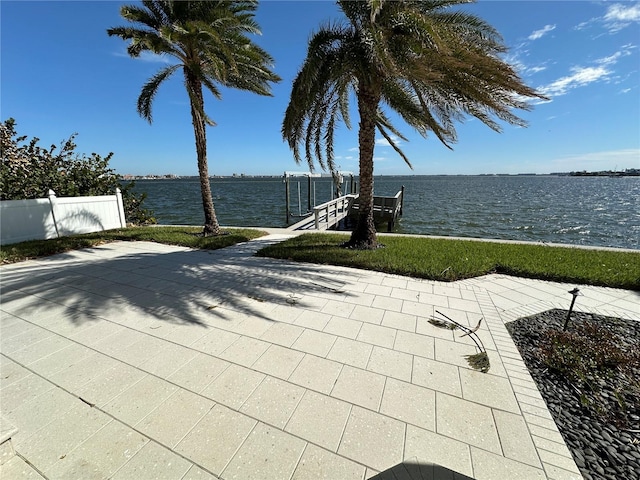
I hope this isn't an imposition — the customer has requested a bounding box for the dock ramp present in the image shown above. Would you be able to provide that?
[288,195,356,231]
[287,187,404,232]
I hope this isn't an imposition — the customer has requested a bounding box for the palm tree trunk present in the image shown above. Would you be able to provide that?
[348,84,379,249]
[185,70,220,236]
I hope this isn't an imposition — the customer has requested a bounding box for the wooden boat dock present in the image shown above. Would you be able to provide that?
[287,194,356,231]
[349,187,404,232]
[287,187,404,232]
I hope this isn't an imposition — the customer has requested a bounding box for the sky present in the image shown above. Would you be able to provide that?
[2,1,639,177]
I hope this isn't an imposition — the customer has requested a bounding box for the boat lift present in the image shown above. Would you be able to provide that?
[284,171,356,225]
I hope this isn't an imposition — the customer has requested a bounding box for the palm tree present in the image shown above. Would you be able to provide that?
[108,0,280,235]
[283,0,547,248]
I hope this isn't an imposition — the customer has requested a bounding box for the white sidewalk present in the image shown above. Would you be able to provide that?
[1,235,637,479]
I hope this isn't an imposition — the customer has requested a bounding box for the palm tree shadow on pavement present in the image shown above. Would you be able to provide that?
[0,240,362,334]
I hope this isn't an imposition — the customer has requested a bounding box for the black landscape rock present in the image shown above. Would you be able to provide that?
[507,309,640,480]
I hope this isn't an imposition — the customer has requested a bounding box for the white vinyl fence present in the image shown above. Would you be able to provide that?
[1,189,126,245]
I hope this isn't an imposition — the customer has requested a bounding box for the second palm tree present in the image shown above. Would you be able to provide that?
[283,0,547,249]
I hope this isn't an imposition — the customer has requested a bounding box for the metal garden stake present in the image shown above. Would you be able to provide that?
[563,288,581,331]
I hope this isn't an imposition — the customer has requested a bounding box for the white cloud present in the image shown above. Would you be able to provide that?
[348,147,359,152]
[504,51,547,78]
[527,65,548,74]
[113,47,171,64]
[596,45,634,66]
[511,58,548,76]
[139,52,171,64]
[541,65,611,97]
[573,4,640,34]
[596,52,624,65]
[605,3,640,22]
[574,20,592,31]
[528,24,556,41]
[375,135,401,147]
[578,3,640,33]
[538,47,633,98]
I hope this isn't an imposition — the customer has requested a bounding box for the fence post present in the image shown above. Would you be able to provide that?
[47,189,60,238]
[115,188,127,228]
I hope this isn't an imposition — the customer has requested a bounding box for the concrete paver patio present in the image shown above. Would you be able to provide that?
[1,233,638,479]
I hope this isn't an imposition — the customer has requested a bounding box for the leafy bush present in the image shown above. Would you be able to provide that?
[0,118,155,225]
[539,322,636,378]
[538,320,640,423]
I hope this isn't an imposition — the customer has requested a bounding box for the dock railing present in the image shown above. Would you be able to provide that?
[349,186,404,231]
[287,187,403,232]
[313,194,357,230]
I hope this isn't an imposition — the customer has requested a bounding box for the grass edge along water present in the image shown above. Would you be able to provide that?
[134,175,640,250]
[2,227,638,290]
[256,232,640,291]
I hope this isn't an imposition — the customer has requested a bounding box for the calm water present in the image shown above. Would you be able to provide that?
[133,176,640,249]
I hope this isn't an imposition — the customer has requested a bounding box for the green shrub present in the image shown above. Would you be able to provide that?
[538,320,640,423]
[0,118,155,225]
[539,322,635,378]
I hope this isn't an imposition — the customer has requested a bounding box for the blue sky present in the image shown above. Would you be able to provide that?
[2,1,639,176]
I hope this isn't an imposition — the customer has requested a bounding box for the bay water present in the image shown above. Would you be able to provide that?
[133,175,639,250]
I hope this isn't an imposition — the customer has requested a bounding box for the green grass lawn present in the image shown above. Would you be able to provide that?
[256,233,640,290]
[0,226,267,264]
[3,228,638,290]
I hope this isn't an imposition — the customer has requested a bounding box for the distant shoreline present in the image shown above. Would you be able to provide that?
[123,170,640,180]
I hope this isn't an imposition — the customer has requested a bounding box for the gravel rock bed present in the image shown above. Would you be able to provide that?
[506,309,640,480]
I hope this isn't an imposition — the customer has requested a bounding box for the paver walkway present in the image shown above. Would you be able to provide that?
[1,233,638,479]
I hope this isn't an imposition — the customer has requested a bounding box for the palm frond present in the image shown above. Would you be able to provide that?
[120,4,163,29]
[432,310,490,372]
[283,24,356,171]
[111,0,280,127]
[466,352,490,373]
[376,123,413,169]
[375,110,408,143]
[369,0,386,22]
[199,74,222,101]
[428,318,458,330]
[460,318,483,337]
[137,64,180,123]
[284,0,547,191]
